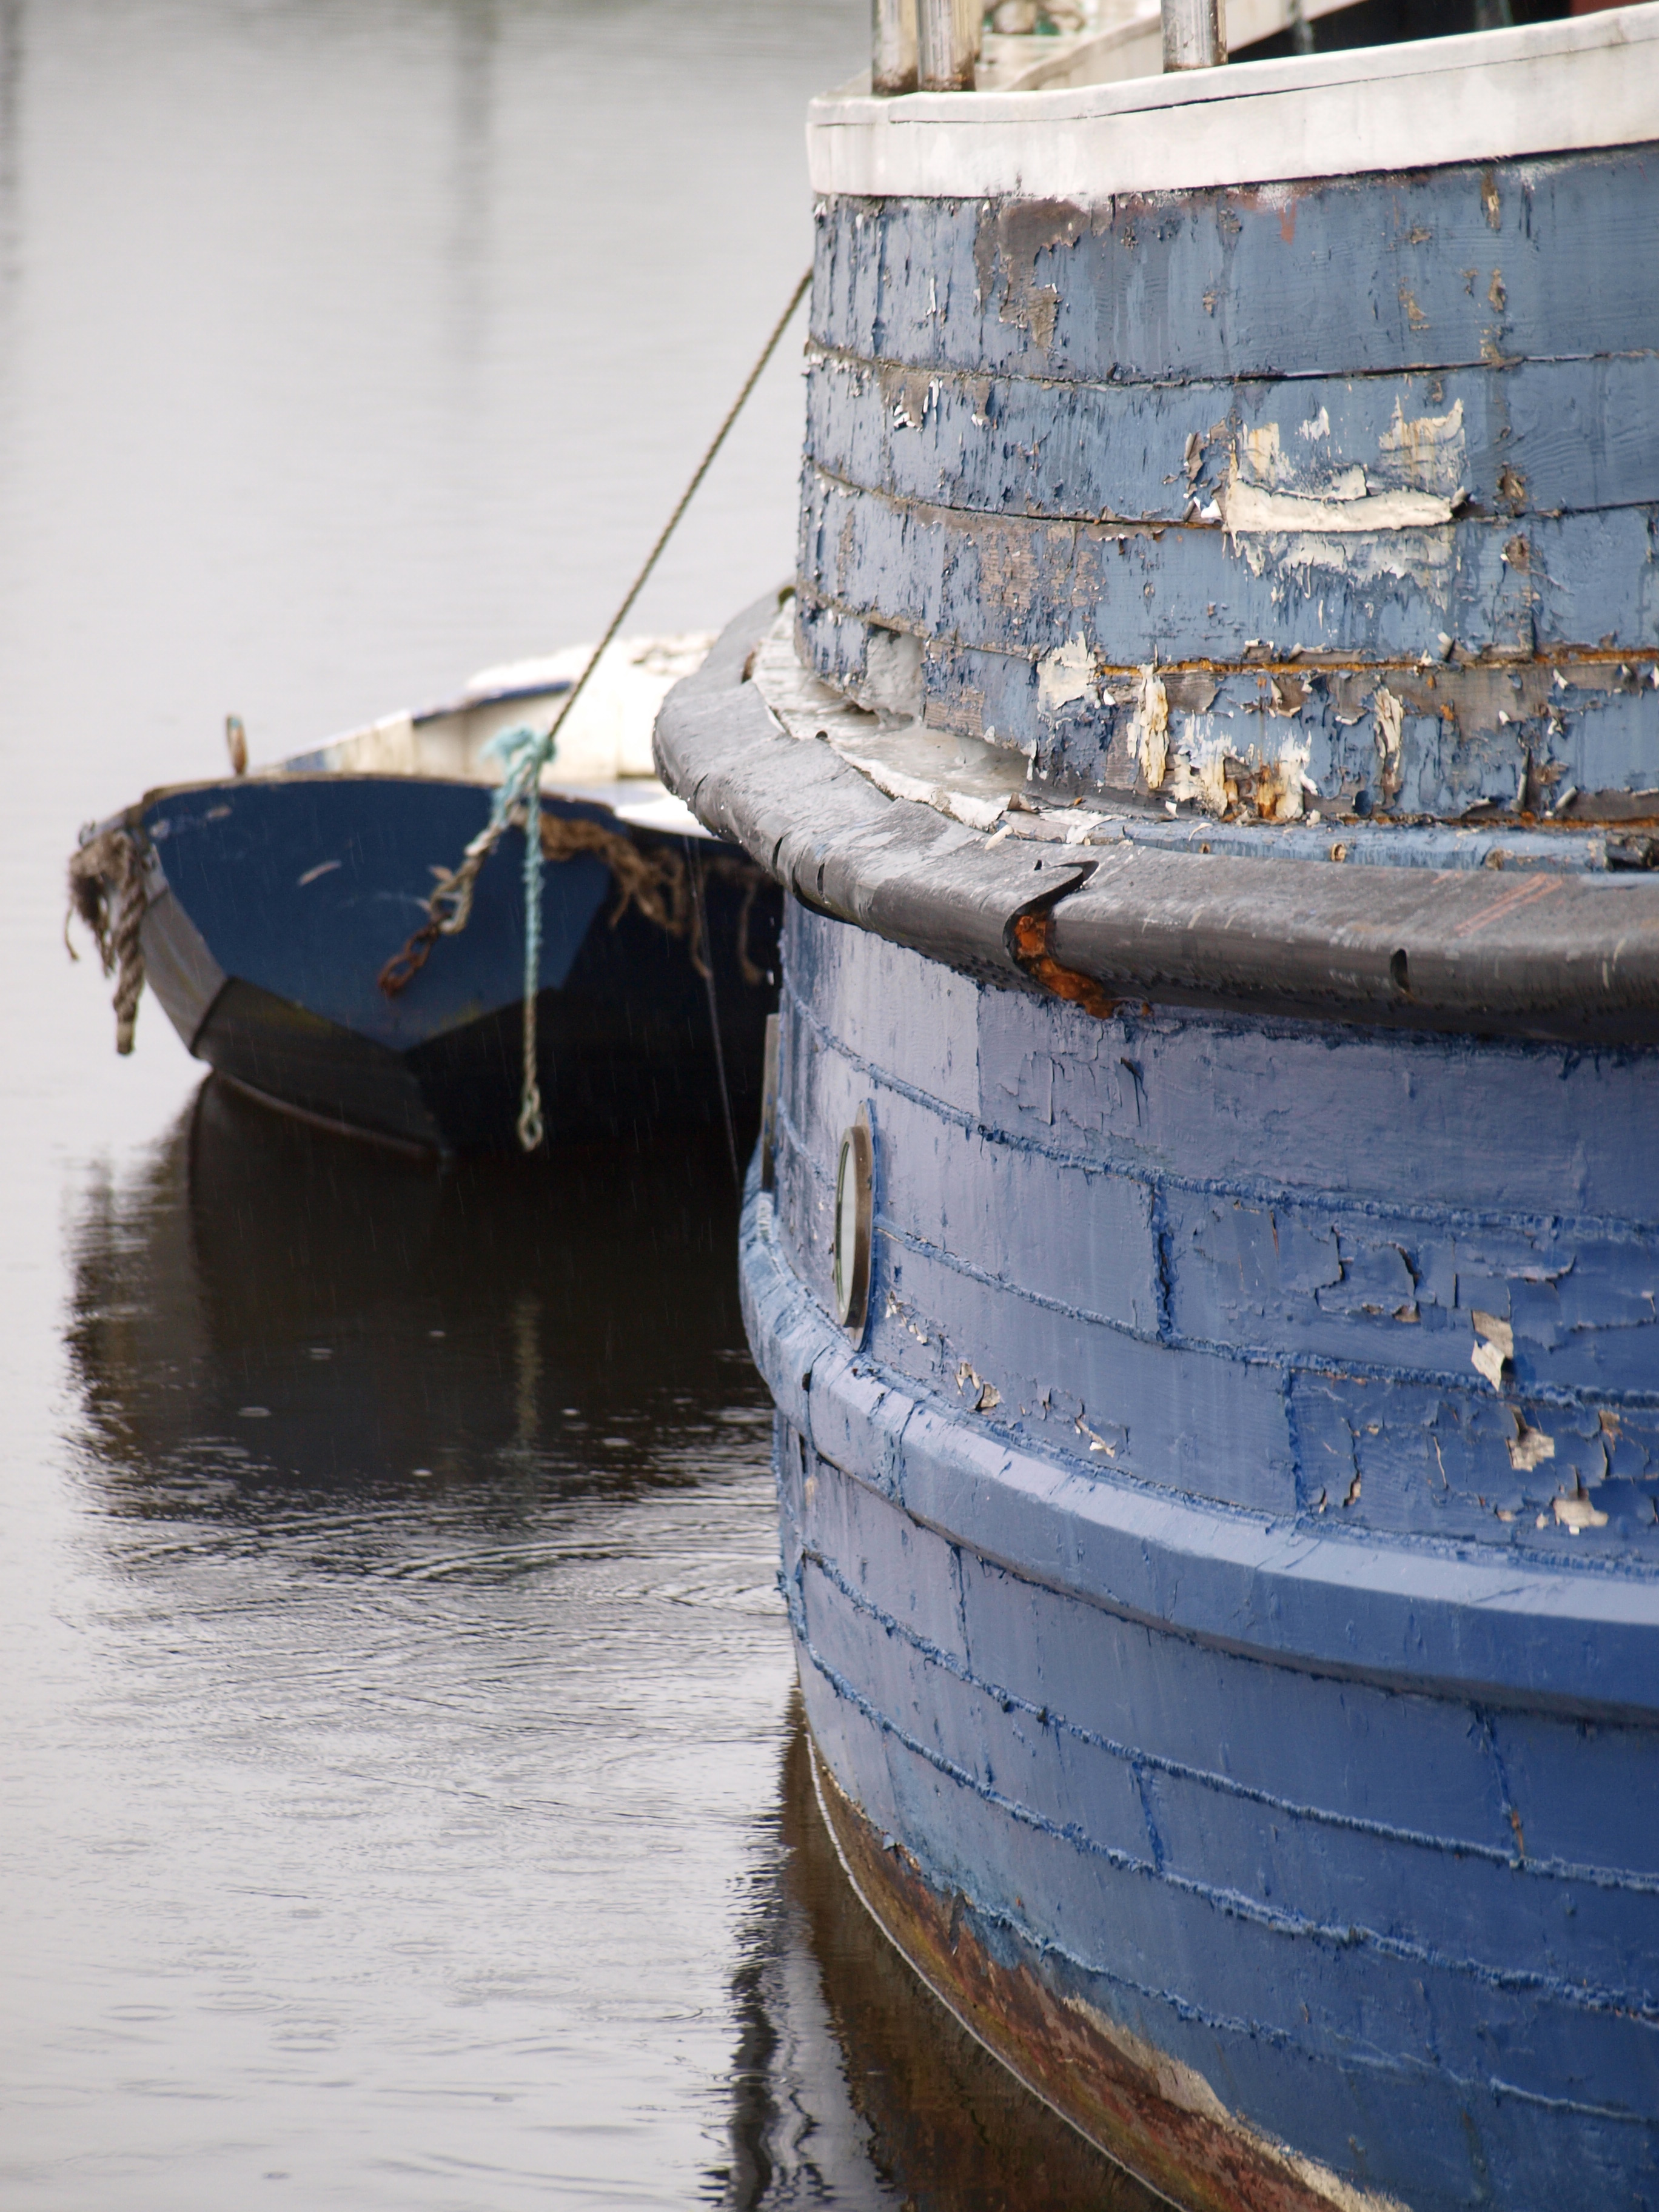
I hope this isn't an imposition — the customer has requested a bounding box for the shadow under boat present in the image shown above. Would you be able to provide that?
[75,635,780,1156]
[68,1072,759,1516]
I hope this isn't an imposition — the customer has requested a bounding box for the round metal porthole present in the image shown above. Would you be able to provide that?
[833,1111,874,1336]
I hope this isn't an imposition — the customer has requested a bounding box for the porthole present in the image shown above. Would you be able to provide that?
[833,1110,874,1336]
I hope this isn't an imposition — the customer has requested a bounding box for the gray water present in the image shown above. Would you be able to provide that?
[0,4,1147,2205]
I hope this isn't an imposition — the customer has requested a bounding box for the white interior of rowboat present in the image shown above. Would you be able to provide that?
[270,633,714,819]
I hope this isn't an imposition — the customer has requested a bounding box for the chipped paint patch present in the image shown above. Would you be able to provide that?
[1055,1986,1232,2127]
[1252,729,1317,823]
[1134,666,1168,791]
[1164,716,1233,816]
[854,626,923,721]
[1376,397,1467,500]
[1159,719,1317,823]
[1509,1416,1555,1473]
[1220,402,1463,597]
[1228,520,1456,596]
[1372,685,1405,803]
[1554,1490,1609,1532]
[1036,634,1097,716]
[954,1358,1002,1411]
[1224,480,1456,535]
[1472,1310,1513,1390]
[1224,401,1464,524]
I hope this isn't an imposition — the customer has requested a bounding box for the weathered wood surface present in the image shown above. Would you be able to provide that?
[796,147,1659,817]
[655,597,1659,1041]
[743,888,1659,2209]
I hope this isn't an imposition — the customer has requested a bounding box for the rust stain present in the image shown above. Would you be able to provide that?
[1449,874,1563,938]
[779,1718,1132,2208]
[811,1744,1395,2212]
[1010,908,1119,1018]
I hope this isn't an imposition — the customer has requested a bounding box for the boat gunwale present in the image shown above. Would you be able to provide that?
[805,3,1659,199]
[655,596,1659,1045]
[116,768,689,826]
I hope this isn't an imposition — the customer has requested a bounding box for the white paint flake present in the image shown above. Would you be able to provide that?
[1134,666,1168,791]
[1037,634,1098,716]
[1471,1310,1512,1390]
[1508,1418,1555,1473]
[1553,1491,1609,1533]
[1224,478,1455,534]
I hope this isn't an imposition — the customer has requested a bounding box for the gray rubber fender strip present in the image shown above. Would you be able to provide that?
[655,592,1659,1044]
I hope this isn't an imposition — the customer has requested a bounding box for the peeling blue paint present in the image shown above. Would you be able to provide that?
[743,894,1659,2208]
[799,146,1659,823]
[726,112,1659,2210]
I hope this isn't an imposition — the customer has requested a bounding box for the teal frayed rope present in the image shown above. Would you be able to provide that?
[377,719,554,1149]
[482,725,557,1152]
[376,264,812,1151]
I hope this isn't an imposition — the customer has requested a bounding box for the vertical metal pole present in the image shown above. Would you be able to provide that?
[1161,0,1225,69]
[918,0,974,90]
[873,0,918,93]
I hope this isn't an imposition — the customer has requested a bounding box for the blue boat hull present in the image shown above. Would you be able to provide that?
[649,28,1659,2198]
[135,774,778,1151]
[741,896,1659,2212]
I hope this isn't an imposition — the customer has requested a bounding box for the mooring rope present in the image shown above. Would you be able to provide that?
[378,264,813,1151]
[66,826,148,1053]
[688,841,740,1189]
[378,722,553,993]
[489,726,559,1151]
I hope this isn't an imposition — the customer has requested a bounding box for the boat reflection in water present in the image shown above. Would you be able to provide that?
[52,1079,801,2204]
[69,1073,756,1510]
[62,1076,1148,2205]
[723,1710,1157,2212]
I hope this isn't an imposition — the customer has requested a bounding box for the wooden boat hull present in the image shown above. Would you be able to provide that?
[136,773,777,1152]
[739,893,1659,2212]
[679,18,1659,2199]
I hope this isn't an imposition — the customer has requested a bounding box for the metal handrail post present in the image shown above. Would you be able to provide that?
[873,0,919,94]
[1162,0,1225,69]
[918,0,975,90]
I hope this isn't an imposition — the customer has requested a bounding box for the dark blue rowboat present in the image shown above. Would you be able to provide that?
[72,637,780,1154]
[659,7,1659,2208]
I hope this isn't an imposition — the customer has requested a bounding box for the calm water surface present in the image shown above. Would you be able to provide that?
[0,4,1145,2203]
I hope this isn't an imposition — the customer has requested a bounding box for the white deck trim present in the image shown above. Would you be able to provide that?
[806,5,1659,201]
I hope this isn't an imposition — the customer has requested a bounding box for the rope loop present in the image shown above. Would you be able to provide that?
[67,826,148,1054]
